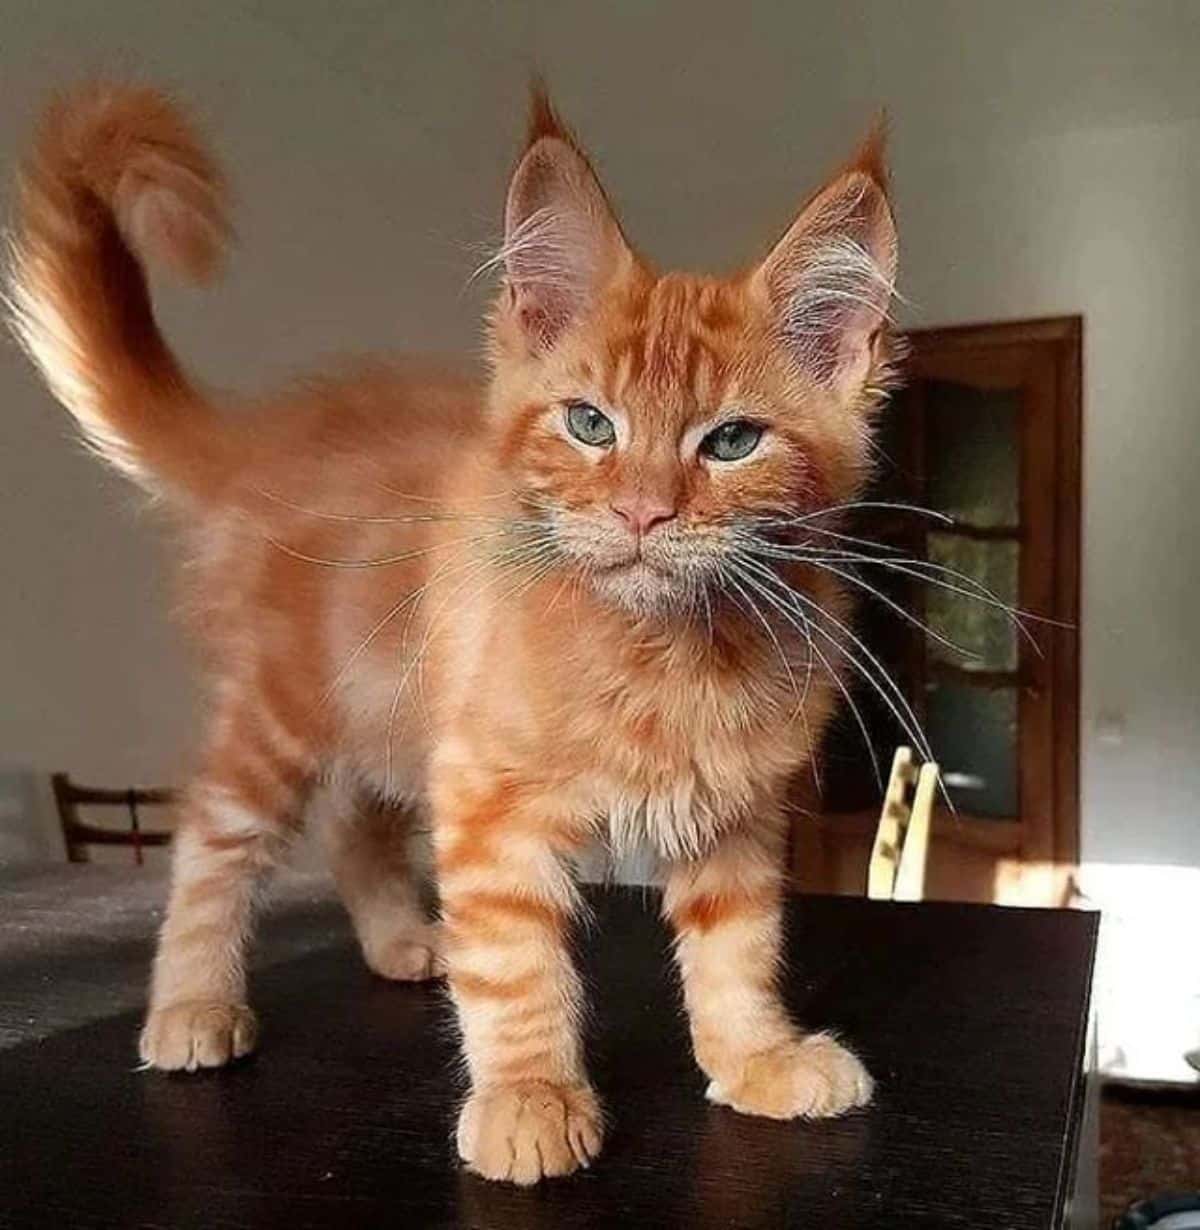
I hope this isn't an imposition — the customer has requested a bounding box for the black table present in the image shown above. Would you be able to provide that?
[0,867,1097,1229]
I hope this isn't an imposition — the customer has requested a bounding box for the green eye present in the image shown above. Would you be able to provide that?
[565,401,616,447]
[700,419,764,462]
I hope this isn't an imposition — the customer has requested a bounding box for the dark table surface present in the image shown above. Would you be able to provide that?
[0,866,1098,1230]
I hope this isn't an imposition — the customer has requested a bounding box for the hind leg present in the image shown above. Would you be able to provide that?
[324,786,443,982]
[139,707,316,1071]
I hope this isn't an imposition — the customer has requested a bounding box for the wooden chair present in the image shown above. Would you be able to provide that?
[867,748,939,902]
[51,773,176,865]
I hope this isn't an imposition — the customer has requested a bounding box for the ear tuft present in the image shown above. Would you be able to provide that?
[495,86,631,352]
[754,119,898,401]
[842,110,890,195]
[526,77,571,147]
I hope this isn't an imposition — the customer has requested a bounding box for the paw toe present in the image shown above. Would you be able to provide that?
[710,1034,873,1120]
[458,1081,603,1185]
[139,1001,258,1072]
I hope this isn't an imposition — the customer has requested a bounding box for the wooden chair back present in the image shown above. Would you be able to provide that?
[867,748,939,902]
[51,773,175,865]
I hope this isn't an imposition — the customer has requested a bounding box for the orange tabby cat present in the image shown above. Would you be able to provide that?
[9,83,897,1184]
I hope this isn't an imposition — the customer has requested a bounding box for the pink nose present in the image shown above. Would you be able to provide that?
[610,497,677,536]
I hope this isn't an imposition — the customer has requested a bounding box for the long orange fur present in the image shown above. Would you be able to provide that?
[8,83,898,1184]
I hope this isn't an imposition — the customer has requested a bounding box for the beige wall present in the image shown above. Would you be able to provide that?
[2,1,1198,886]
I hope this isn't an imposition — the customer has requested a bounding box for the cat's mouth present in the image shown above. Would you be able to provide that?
[595,556,669,577]
[548,512,710,610]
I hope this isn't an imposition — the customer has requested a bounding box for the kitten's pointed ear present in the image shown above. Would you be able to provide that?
[498,85,632,350]
[753,121,898,401]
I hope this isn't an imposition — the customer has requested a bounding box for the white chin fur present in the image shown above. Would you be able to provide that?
[591,563,693,617]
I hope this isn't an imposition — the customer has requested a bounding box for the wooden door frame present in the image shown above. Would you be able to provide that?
[789,316,1082,905]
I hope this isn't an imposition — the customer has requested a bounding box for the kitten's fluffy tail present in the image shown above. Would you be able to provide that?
[6,84,232,501]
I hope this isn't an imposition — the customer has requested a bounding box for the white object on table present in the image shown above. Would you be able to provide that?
[867,747,939,903]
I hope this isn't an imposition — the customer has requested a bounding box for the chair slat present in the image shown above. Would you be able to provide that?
[51,773,175,864]
[867,750,939,903]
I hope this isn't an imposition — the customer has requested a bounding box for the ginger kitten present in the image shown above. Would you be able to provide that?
[9,83,897,1184]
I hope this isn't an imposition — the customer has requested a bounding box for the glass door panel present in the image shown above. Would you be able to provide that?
[924,680,1019,817]
[925,382,1020,527]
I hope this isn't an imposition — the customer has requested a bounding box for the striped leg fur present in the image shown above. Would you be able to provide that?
[434,771,602,1185]
[664,825,874,1120]
[139,707,315,1072]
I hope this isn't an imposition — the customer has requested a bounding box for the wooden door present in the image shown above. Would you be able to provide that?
[789,317,1081,906]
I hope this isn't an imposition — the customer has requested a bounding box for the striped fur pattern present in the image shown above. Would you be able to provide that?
[7,84,897,1183]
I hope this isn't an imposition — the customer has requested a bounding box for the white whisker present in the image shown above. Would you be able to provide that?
[726,560,876,789]
[263,528,516,570]
[721,569,822,792]
[735,553,939,784]
[808,560,980,661]
[254,487,511,526]
[738,535,1046,653]
[372,480,513,506]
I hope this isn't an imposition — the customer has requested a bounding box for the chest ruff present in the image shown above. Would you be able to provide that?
[578,661,813,862]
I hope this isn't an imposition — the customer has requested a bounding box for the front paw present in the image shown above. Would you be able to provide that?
[457,1081,603,1185]
[706,1033,873,1119]
[139,1000,258,1071]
